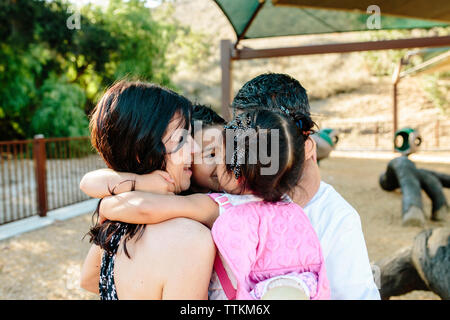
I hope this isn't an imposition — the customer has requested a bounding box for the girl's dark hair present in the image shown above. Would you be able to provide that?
[191,104,226,131]
[223,108,313,202]
[87,80,192,258]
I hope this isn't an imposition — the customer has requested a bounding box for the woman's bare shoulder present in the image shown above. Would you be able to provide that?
[139,218,214,252]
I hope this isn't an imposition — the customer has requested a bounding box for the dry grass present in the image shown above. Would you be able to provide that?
[169,0,449,146]
[170,0,372,108]
[0,155,448,300]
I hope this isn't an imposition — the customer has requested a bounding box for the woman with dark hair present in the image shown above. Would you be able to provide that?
[83,107,331,300]
[80,80,215,300]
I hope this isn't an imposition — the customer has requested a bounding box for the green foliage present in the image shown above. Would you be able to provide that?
[31,76,89,137]
[361,27,450,76]
[99,0,176,86]
[422,73,450,115]
[0,43,47,139]
[361,28,450,117]
[159,4,212,73]
[361,30,414,76]
[0,0,209,140]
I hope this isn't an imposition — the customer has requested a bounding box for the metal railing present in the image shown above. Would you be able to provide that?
[315,118,450,151]
[1,120,448,224]
[0,136,105,225]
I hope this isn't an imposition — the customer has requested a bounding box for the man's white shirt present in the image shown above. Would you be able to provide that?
[303,181,381,300]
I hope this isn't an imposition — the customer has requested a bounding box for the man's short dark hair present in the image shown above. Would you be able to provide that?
[192,104,226,129]
[232,73,310,116]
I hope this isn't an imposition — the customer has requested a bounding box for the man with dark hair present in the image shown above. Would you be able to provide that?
[192,103,226,129]
[232,73,311,117]
[232,73,380,300]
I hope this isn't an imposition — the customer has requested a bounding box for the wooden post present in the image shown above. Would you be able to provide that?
[393,82,398,136]
[221,39,233,121]
[33,134,47,217]
[435,119,440,148]
[392,59,403,151]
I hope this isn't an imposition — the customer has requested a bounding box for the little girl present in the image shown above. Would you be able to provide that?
[97,108,330,300]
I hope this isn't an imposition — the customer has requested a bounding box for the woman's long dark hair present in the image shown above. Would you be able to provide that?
[87,80,192,258]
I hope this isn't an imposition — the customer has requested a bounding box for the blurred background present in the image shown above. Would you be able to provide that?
[0,0,449,300]
[1,0,449,148]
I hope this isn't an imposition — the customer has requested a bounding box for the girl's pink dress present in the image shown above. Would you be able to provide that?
[208,193,330,300]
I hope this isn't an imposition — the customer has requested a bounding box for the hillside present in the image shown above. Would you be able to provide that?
[167,0,449,150]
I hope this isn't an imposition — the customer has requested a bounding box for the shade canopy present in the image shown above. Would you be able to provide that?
[213,0,449,41]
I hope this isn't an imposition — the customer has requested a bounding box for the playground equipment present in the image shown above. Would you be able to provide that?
[376,227,450,300]
[380,47,450,226]
[311,128,339,162]
[394,127,422,155]
[379,128,449,226]
[379,156,449,227]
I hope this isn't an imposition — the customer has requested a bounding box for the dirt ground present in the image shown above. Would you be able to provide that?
[0,155,449,300]
[320,155,450,300]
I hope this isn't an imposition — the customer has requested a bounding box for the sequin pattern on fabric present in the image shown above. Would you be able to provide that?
[99,224,127,300]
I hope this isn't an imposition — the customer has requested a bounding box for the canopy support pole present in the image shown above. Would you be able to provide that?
[392,59,404,145]
[221,39,233,121]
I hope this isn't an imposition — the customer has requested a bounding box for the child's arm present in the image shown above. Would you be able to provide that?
[99,192,219,228]
[79,169,175,198]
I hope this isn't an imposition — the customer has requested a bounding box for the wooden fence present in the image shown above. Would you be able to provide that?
[0,136,104,225]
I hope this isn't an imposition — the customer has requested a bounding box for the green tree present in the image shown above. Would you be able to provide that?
[31,76,89,137]
[0,0,209,140]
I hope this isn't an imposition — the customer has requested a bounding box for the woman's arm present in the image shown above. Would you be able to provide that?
[79,169,175,198]
[80,244,102,294]
[100,192,219,228]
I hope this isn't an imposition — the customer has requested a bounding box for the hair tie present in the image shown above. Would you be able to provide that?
[224,114,253,179]
[279,105,290,116]
[296,119,303,129]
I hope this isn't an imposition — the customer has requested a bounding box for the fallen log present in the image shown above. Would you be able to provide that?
[377,246,428,299]
[411,228,450,300]
[378,227,450,300]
